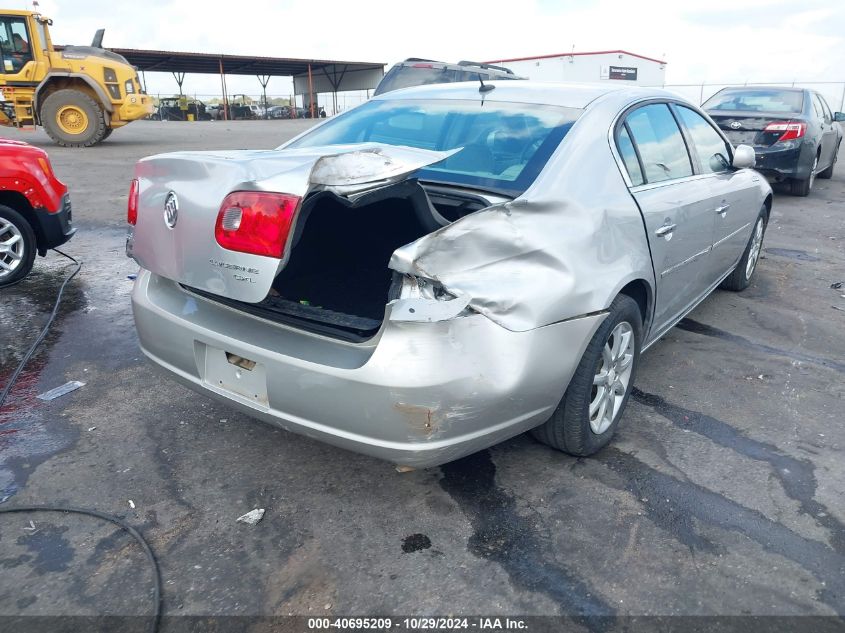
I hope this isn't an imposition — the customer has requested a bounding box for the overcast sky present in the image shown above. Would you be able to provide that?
[24,0,845,103]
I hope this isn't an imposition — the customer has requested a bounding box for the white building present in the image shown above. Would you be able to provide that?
[485,50,666,87]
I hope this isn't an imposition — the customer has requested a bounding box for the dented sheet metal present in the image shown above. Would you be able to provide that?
[390,197,598,332]
[389,294,472,323]
[384,91,667,333]
[308,145,459,194]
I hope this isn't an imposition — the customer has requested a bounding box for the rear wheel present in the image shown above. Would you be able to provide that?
[0,205,37,287]
[41,89,108,147]
[721,207,767,291]
[790,152,818,196]
[531,294,642,456]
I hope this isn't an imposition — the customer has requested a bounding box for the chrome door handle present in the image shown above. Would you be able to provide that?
[715,203,730,216]
[655,223,676,237]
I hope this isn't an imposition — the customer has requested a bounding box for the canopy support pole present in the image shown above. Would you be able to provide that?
[308,63,315,119]
[172,71,185,96]
[219,59,229,121]
[257,74,271,119]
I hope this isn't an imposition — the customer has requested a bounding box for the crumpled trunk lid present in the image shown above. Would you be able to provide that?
[126,144,456,303]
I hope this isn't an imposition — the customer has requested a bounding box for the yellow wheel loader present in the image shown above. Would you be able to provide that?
[0,10,153,147]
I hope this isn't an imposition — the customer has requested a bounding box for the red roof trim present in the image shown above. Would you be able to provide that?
[485,50,667,66]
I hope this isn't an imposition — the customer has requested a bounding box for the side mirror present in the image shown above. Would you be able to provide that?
[732,144,756,169]
[835,112,845,123]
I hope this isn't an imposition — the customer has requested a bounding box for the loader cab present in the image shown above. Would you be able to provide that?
[0,14,35,76]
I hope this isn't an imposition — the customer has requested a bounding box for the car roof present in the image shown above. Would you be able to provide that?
[397,59,515,75]
[371,80,676,110]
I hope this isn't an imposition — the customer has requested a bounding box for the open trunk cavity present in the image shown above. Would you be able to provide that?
[195,180,487,342]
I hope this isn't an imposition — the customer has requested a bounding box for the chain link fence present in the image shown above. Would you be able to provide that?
[152,82,845,118]
[150,91,371,117]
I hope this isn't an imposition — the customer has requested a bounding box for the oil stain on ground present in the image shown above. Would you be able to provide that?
[401,533,431,553]
[763,248,820,262]
[595,448,845,612]
[440,450,615,624]
[632,388,845,554]
[16,523,74,574]
[677,318,845,374]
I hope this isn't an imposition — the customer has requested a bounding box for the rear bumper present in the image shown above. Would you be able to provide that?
[753,141,814,181]
[131,270,605,467]
[33,193,75,254]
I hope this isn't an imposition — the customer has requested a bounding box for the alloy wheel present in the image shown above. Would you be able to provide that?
[0,217,25,278]
[745,217,764,280]
[589,321,635,434]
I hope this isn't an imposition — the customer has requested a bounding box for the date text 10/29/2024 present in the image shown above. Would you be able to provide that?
[307,618,529,630]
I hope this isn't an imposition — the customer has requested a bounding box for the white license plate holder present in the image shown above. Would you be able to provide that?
[203,346,268,406]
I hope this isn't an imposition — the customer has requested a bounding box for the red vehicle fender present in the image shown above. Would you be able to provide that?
[0,139,67,212]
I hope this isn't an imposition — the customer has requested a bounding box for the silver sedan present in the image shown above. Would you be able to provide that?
[127,81,771,468]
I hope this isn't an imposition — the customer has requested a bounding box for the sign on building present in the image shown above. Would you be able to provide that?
[601,65,638,81]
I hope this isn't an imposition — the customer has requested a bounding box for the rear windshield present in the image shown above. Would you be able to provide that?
[285,99,581,196]
[703,89,804,114]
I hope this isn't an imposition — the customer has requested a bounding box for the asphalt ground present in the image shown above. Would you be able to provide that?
[0,120,844,631]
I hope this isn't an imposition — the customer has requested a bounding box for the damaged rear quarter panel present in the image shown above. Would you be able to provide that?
[390,94,655,333]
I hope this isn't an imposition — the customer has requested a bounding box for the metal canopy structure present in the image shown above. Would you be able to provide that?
[109,48,385,80]
[56,45,385,118]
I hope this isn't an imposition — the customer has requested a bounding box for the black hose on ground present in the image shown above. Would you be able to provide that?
[0,505,162,633]
[0,248,81,407]
[0,249,162,633]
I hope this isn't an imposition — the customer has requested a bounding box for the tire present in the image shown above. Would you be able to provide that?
[40,89,108,147]
[101,127,113,140]
[790,152,818,196]
[531,294,642,456]
[0,204,37,287]
[817,145,838,179]
[720,207,767,292]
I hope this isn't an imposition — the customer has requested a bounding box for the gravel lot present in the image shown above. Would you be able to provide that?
[1,120,844,628]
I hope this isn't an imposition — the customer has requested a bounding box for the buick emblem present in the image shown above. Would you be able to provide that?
[164,191,179,228]
[729,121,742,129]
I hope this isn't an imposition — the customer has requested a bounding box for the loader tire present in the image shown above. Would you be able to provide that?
[41,90,108,147]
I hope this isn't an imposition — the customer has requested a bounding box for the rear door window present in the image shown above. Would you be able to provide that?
[813,94,831,124]
[624,104,693,184]
[616,125,644,186]
[818,95,834,121]
[675,106,732,174]
[811,94,824,121]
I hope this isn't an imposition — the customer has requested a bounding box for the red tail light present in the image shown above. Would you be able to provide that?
[764,121,806,142]
[214,191,301,258]
[127,178,139,225]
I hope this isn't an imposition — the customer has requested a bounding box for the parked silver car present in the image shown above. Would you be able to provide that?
[127,81,771,468]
